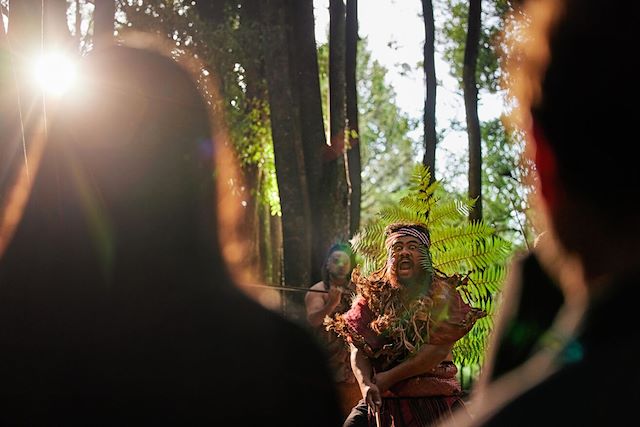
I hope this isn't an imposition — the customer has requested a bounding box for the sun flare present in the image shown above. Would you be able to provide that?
[33,53,77,96]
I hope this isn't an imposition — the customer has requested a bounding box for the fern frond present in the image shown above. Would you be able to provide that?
[379,205,427,226]
[433,236,511,274]
[397,197,433,220]
[352,163,512,368]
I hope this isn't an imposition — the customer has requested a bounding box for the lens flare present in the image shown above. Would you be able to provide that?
[33,53,77,96]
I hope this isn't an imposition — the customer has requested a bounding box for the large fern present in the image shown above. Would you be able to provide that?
[351,163,511,368]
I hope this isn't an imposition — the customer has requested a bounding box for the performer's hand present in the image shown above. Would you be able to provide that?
[373,370,392,394]
[327,286,342,307]
[364,383,382,411]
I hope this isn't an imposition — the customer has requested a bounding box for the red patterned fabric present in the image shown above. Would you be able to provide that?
[374,395,470,427]
[341,276,483,364]
[333,273,485,426]
[384,362,461,398]
[342,297,387,350]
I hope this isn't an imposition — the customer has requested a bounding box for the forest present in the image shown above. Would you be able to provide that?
[0,0,535,381]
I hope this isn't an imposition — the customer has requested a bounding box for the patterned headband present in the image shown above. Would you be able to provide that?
[385,227,431,249]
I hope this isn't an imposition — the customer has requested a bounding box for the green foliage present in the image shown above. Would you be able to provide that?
[351,163,511,367]
[317,39,419,227]
[481,118,536,249]
[440,0,512,93]
[435,117,534,250]
[119,0,281,216]
[436,0,530,252]
[357,43,419,226]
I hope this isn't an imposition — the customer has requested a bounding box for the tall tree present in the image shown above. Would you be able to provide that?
[93,0,115,50]
[3,0,42,201]
[44,0,73,50]
[261,0,312,319]
[120,0,290,289]
[237,0,272,284]
[0,3,20,202]
[290,0,328,282]
[322,0,350,256]
[463,0,482,221]
[318,40,417,228]
[345,0,361,237]
[421,0,437,183]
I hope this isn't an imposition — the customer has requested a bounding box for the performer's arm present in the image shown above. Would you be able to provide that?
[350,343,382,410]
[305,282,341,327]
[373,342,454,393]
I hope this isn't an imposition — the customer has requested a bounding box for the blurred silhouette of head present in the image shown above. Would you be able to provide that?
[506,0,639,280]
[0,36,237,326]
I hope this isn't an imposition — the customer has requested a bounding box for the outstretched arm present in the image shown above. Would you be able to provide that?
[374,342,454,393]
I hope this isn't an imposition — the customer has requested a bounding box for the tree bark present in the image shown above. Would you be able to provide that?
[289,0,329,283]
[241,163,262,283]
[3,0,42,199]
[346,0,361,237]
[261,0,312,317]
[0,5,20,202]
[464,0,482,221]
[93,0,115,51]
[269,212,284,309]
[238,0,270,284]
[421,0,437,183]
[322,0,350,255]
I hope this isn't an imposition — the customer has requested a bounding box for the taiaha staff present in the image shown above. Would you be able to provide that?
[244,284,329,294]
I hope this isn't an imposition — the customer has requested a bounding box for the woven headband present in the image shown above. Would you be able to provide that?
[385,227,430,249]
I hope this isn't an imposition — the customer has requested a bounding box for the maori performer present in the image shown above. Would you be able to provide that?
[326,222,486,426]
[305,243,360,418]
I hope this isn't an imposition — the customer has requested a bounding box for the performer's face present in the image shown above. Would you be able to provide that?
[388,236,424,284]
[327,251,352,280]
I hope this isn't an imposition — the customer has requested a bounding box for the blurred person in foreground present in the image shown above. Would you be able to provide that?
[0,35,342,426]
[477,231,564,385]
[440,0,640,425]
[327,222,486,426]
[305,242,360,419]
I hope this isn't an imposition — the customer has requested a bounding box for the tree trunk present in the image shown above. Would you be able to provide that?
[93,0,115,51]
[322,0,350,255]
[464,0,482,221]
[269,212,284,311]
[261,0,312,320]
[289,0,328,283]
[75,0,82,47]
[345,0,361,237]
[0,6,20,201]
[3,0,42,196]
[194,0,228,26]
[194,0,230,101]
[242,164,262,283]
[7,0,40,52]
[421,0,437,183]
[1,0,54,251]
[259,200,274,285]
[239,0,271,284]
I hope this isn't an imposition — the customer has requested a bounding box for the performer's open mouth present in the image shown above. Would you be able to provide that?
[398,259,413,271]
